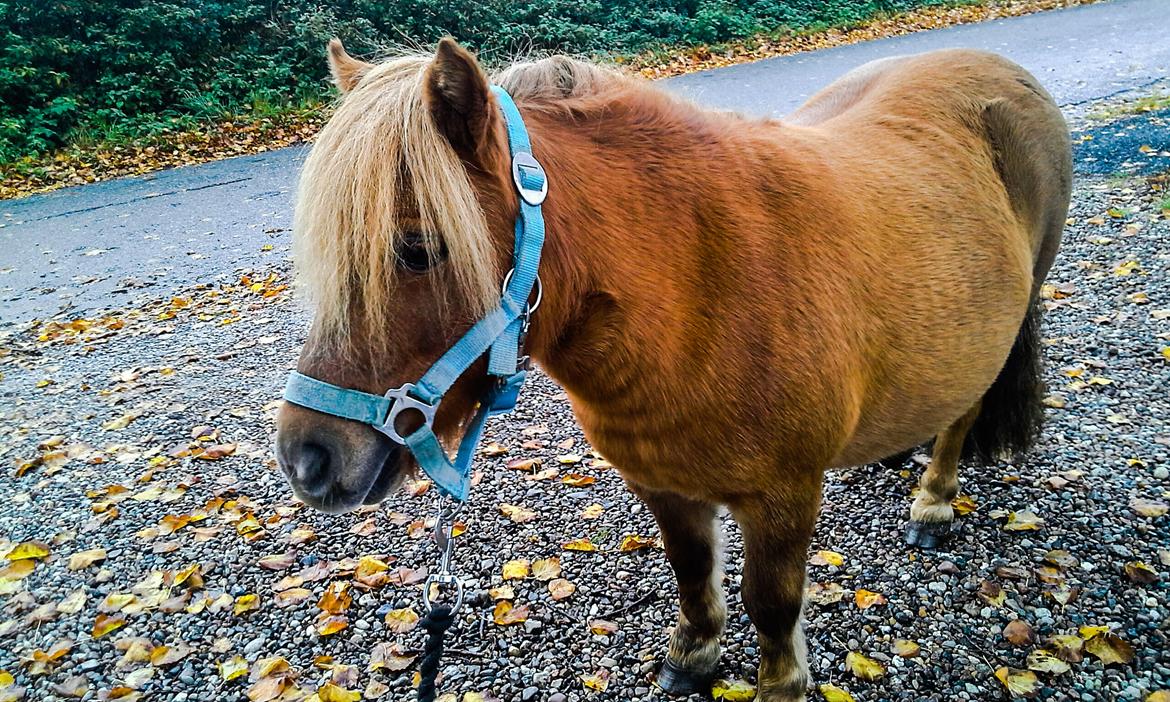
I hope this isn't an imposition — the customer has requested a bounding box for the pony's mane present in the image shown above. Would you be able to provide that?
[293,51,628,345]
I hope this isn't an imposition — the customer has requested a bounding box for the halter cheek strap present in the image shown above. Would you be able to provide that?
[283,85,546,501]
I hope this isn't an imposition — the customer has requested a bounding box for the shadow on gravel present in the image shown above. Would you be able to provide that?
[1072,106,1170,176]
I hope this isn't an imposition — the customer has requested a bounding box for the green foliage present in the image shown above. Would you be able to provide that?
[0,0,946,163]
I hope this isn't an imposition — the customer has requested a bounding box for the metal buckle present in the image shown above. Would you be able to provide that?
[423,496,465,611]
[511,152,548,206]
[375,383,437,444]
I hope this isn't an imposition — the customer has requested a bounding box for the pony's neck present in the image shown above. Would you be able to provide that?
[516,87,744,390]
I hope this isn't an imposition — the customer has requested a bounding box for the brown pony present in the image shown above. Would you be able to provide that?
[276,38,1070,700]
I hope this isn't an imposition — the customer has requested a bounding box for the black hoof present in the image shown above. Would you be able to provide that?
[905,520,952,549]
[655,658,714,696]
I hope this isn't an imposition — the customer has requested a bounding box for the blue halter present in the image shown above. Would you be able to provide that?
[283,86,547,501]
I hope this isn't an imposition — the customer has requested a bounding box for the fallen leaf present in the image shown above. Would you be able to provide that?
[219,655,249,682]
[316,683,361,702]
[562,538,596,552]
[1026,649,1070,675]
[1004,619,1037,647]
[150,642,192,667]
[619,534,654,552]
[548,578,576,600]
[710,678,754,700]
[891,639,920,658]
[807,582,847,606]
[580,504,604,519]
[994,667,1039,697]
[1048,634,1084,663]
[818,684,856,702]
[492,601,530,625]
[383,608,419,634]
[1084,632,1135,665]
[1130,498,1168,517]
[92,614,126,638]
[531,557,562,581]
[1004,510,1044,531]
[854,589,886,610]
[234,594,261,615]
[368,642,415,672]
[580,670,610,692]
[67,548,107,570]
[5,542,50,561]
[844,651,884,681]
[810,550,844,567]
[588,619,618,635]
[498,504,537,524]
[1124,561,1159,584]
[502,559,530,580]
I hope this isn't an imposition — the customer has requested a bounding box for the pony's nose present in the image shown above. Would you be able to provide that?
[284,440,334,499]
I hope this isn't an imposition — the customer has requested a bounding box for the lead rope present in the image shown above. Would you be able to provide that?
[417,604,453,702]
[418,496,464,702]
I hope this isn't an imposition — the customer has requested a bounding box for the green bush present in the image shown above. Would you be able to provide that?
[0,0,945,163]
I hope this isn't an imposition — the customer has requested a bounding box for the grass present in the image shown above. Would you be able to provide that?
[1088,91,1170,121]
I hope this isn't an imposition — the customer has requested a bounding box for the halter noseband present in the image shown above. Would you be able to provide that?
[283,86,547,501]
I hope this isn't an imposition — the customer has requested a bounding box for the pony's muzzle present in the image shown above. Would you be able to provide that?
[276,402,404,513]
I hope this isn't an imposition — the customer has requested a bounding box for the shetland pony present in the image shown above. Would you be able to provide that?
[276,38,1070,700]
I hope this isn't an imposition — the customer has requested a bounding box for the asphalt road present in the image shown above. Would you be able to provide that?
[1,0,1167,327]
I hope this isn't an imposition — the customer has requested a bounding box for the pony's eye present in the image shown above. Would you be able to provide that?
[396,232,446,273]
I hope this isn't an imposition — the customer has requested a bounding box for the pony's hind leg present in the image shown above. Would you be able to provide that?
[905,402,981,548]
[730,476,821,702]
[631,486,726,695]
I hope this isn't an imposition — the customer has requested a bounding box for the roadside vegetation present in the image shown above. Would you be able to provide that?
[0,0,1096,198]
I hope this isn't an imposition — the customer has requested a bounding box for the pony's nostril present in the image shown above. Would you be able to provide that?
[292,441,331,495]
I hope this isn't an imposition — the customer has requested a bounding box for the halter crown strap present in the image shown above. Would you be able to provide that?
[283,85,546,501]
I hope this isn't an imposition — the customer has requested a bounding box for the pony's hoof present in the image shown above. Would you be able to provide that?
[655,658,714,696]
[905,520,952,549]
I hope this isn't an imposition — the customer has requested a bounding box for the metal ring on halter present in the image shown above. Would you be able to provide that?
[501,269,543,316]
[375,383,437,444]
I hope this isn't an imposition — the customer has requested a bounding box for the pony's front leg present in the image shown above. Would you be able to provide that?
[630,485,726,695]
[730,477,821,702]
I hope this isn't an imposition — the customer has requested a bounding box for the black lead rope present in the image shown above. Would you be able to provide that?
[417,604,455,702]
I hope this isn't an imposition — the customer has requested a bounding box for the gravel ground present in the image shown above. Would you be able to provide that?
[1,95,1168,702]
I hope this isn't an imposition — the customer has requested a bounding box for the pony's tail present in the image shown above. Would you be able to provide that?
[962,302,1046,463]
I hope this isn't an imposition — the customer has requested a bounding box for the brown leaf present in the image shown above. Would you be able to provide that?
[1004,620,1036,647]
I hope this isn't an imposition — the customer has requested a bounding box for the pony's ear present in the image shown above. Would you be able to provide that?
[424,37,495,163]
[327,39,373,93]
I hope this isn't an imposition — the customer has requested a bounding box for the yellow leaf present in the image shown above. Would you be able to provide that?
[562,473,595,487]
[150,642,192,667]
[994,667,1039,697]
[316,615,348,636]
[488,585,514,600]
[891,639,920,658]
[589,619,618,635]
[219,655,248,682]
[580,504,604,519]
[951,494,978,515]
[1131,498,1168,517]
[368,643,415,672]
[579,670,610,692]
[1004,510,1044,531]
[383,608,419,634]
[316,683,361,702]
[1026,649,1070,675]
[711,678,756,700]
[502,559,530,580]
[1147,692,1170,702]
[1084,632,1135,665]
[492,601,529,626]
[854,589,887,610]
[102,412,141,431]
[234,594,260,615]
[67,547,106,570]
[531,557,562,581]
[818,684,856,702]
[844,651,885,681]
[563,538,597,552]
[619,534,654,552]
[498,504,537,524]
[317,582,351,614]
[810,550,844,567]
[5,542,50,561]
[92,614,126,638]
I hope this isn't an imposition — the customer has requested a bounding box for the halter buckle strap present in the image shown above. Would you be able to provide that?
[282,85,546,502]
